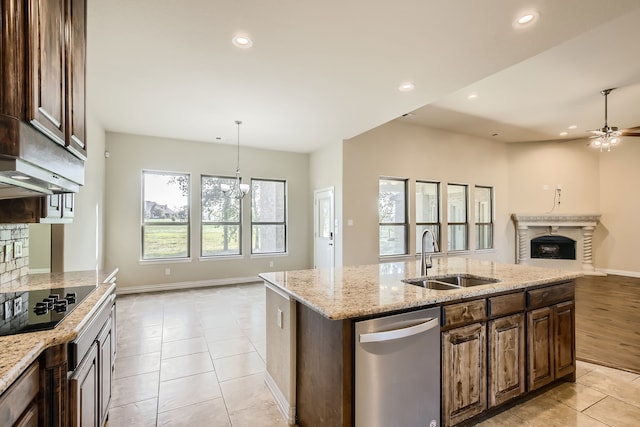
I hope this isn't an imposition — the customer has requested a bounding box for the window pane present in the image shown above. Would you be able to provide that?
[318,197,331,238]
[202,176,240,222]
[202,224,240,256]
[252,180,285,222]
[447,184,467,222]
[416,225,439,254]
[143,171,189,260]
[379,179,406,224]
[253,225,286,253]
[416,182,438,223]
[143,225,189,259]
[379,225,406,256]
[143,173,189,223]
[448,224,467,251]
[475,187,491,223]
[476,224,493,250]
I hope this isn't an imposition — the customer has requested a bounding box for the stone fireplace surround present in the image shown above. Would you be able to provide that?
[511,213,602,275]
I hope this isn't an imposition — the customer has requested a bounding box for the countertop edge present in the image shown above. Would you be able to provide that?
[0,274,117,395]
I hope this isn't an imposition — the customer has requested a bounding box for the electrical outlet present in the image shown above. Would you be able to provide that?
[164,268,171,276]
[269,261,274,268]
[13,296,22,315]
[14,241,22,258]
[3,300,12,320]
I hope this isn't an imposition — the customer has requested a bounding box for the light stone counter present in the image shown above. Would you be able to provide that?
[259,257,583,320]
[0,270,117,395]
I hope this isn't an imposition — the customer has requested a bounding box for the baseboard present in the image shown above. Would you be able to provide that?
[599,269,640,279]
[264,372,296,425]
[116,276,261,295]
[28,268,51,274]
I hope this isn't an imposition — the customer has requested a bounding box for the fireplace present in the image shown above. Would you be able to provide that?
[511,214,601,275]
[530,235,576,260]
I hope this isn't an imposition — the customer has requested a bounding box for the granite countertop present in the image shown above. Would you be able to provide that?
[0,269,117,395]
[259,257,583,320]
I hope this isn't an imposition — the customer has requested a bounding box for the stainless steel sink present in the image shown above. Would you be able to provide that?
[403,274,500,290]
[402,279,461,290]
[431,274,500,287]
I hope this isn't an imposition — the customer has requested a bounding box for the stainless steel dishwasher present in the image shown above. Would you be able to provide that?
[355,306,440,427]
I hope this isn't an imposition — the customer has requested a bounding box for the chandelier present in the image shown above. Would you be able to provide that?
[220,120,250,199]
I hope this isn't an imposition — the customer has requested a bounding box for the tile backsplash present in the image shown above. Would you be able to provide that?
[0,224,29,284]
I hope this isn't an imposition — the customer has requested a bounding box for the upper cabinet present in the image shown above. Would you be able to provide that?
[27,0,87,160]
[1,0,87,160]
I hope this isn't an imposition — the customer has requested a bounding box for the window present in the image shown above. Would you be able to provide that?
[379,178,408,256]
[447,184,468,251]
[201,175,242,256]
[251,179,286,254]
[142,171,190,260]
[415,181,440,254]
[475,186,494,250]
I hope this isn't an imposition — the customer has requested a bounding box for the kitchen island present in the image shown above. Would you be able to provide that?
[0,270,117,426]
[259,257,582,427]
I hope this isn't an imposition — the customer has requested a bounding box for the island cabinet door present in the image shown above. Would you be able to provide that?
[442,322,487,427]
[488,313,526,407]
[527,307,555,391]
[554,301,576,380]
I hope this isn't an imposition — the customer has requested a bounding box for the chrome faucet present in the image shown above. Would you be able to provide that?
[420,229,440,276]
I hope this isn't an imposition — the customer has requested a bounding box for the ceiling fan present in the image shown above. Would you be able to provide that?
[588,88,640,151]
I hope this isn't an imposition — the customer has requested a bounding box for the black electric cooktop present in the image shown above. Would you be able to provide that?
[0,285,97,337]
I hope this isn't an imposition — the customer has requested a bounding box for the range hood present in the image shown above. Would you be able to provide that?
[0,157,80,199]
[0,116,84,200]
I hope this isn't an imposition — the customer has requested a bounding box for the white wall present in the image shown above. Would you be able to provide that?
[58,111,106,271]
[597,141,640,275]
[309,140,344,267]
[28,224,51,273]
[342,121,511,267]
[104,132,311,290]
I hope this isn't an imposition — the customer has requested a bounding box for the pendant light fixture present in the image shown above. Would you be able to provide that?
[221,120,250,199]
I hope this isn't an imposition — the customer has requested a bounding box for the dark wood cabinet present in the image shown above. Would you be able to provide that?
[25,0,87,158]
[69,343,99,427]
[488,313,526,407]
[69,292,115,426]
[42,193,75,223]
[0,362,39,427]
[442,322,487,427]
[527,283,576,392]
[1,0,87,159]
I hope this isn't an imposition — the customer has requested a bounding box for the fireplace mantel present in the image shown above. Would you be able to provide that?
[511,213,602,275]
[511,213,601,228]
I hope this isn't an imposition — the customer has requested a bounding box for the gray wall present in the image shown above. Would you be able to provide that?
[104,132,311,290]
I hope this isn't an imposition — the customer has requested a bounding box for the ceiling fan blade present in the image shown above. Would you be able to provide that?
[622,126,640,137]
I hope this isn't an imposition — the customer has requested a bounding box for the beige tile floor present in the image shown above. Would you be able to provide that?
[109,283,640,427]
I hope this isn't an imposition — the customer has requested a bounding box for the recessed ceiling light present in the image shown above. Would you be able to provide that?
[568,125,577,130]
[560,131,568,136]
[232,34,253,48]
[513,11,540,29]
[467,93,478,100]
[398,82,415,92]
[11,175,30,180]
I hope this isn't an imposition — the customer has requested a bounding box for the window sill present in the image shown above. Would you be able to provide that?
[199,254,245,262]
[250,252,289,259]
[139,258,192,265]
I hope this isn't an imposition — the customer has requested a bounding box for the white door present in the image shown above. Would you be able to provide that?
[314,187,335,269]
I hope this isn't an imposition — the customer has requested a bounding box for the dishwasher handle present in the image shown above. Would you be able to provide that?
[359,317,439,343]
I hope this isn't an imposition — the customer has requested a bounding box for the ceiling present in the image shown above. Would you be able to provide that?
[87,0,640,153]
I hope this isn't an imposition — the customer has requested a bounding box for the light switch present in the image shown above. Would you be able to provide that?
[277,308,283,329]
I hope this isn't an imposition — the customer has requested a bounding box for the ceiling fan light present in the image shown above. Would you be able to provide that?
[592,139,602,147]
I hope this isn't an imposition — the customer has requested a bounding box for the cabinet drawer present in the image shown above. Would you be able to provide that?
[488,292,525,318]
[442,299,486,329]
[527,282,574,309]
[0,362,39,426]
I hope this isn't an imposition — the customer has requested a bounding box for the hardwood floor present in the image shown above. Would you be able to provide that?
[575,274,640,374]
